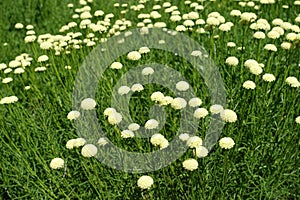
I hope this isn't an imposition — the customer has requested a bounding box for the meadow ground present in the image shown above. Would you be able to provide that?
[0,0,299,199]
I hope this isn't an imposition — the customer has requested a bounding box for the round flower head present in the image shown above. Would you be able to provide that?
[110,62,123,69]
[24,35,36,43]
[253,31,266,39]
[8,60,21,68]
[81,98,96,110]
[209,104,224,114]
[225,56,239,66]
[244,59,259,68]
[73,138,86,148]
[50,158,64,169]
[4,68,12,74]
[191,50,202,57]
[286,77,300,88]
[81,144,98,157]
[150,133,165,146]
[131,83,144,92]
[240,12,257,22]
[176,81,189,91]
[0,96,18,104]
[0,63,7,70]
[159,96,173,106]
[219,24,231,32]
[249,65,263,75]
[206,17,220,26]
[227,42,236,47]
[295,116,300,124]
[97,137,108,146]
[195,19,205,25]
[220,109,237,123]
[262,73,276,82]
[145,119,159,129]
[264,44,277,52]
[286,33,297,41]
[188,97,202,107]
[66,139,76,149]
[230,9,241,16]
[195,146,209,158]
[108,112,123,125]
[267,31,280,39]
[128,123,140,131]
[219,137,235,149]
[281,42,292,50]
[171,97,187,110]
[37,55,49,62]
[121,130,135,138]
[2,77,13,84]
[194,108,209,119]
[171,16,182,23]
[243,80,256,89]
[127,51,141,61]
[187,136,202,148]
[182,158,198,171]
[67,110,80,120]
[151,91,164,102]
[24,86,31,90]
[179,133,190,141]
[104,108,117,116]
[15,23,24,29]
[142,67,154,75]
[118,86,131,95]
[188,11,199,19]
[34,67,47,72]
[159,138,169,149]
[139,47,150,54]
[137,175,154,189]
[14,67,25,74]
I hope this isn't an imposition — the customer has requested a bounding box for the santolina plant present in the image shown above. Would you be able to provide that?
[0,0,299,199]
